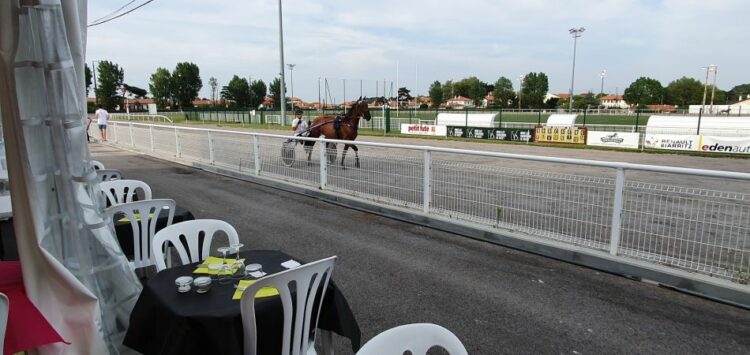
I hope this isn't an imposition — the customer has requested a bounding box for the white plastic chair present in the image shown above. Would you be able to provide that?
[99,179,152,206]
[107,199,175,269]
[91,160,105,170]
[0,292,7,352]
[356,323,468,355]
[240,256,337,355]
[151,219,240,271]
[97,169,122,181]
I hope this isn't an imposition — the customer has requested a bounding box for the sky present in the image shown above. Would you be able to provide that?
[86,0,747,103]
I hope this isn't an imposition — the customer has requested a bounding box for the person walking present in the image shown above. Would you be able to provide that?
[94,104,109,141]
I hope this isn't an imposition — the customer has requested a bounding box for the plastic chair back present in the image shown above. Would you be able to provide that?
[97,169,122,181]
[100,179,152,206]
[92,160,105,170]
[107,199,175,269]
[356,323,468,355]
[151,219,239,271]
[240,256,337,355]
[0,292,7,352]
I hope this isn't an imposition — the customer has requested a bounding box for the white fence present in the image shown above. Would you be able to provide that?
[108,122,750,289]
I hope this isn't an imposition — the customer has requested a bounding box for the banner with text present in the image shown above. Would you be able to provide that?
[400,124,447,136]
[587,131,640,149]
[643,134,699,151]
[534,126,587,144]
[699,136,750,154]
[446,127,534,142]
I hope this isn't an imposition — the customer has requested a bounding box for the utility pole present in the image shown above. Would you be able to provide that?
[709,65,718,113]
[92,60,99,104]
[277,0,287,124]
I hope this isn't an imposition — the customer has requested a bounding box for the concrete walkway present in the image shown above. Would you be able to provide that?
[92,143,750,355]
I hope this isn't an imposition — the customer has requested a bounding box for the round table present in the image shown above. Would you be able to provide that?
[122,250,360,354]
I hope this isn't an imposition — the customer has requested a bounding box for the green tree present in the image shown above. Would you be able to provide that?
[521,72,549,109]
[572,92,599,110]
[149,67,173,110]
[94,60,124,111]
[453,77,487,106]
[172,62,202,109]
[442,80,454,100]
[208,77,218,104]
[428,81,443,108]
[220,75,251,107]
[492,76,514,108]
[123,84,147,98]
[727,84,750,102]
[623,77,663,107]
[85,63,93,96]
[664,77,703,107]
[397,87,413,107]
[269,78,286,109]
[249,80,267,109]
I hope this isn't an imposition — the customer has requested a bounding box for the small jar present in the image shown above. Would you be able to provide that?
[194,276,212,293]
[175,276,194,293]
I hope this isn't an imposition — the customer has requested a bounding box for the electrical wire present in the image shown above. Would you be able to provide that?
[89,0,137,24]
[88,0,155,27]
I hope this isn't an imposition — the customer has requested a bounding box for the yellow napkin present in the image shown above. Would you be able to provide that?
[117,212,154,222]
[193,256,245,275]
[232,280,279,300]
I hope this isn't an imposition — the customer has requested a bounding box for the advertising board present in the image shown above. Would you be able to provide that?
[587,131,639,149]
[643,134,699,151]
[400,124,447,136]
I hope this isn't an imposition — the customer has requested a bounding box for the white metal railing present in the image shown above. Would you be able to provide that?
[108,121,750,286]
[110,113,173,123]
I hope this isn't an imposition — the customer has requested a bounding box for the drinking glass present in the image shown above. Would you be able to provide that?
[216,246,231,282]
[229,243,244,274]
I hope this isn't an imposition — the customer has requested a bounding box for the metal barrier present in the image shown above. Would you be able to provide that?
[108,121,750,291]
[110,113,173,123]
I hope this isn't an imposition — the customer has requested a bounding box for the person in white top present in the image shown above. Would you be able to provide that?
[291,109,308,137]
[94,105,109,141]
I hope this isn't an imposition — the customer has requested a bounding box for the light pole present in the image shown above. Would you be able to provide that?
[92,60,99,104]
[701,64,716,114]
[599,69,606,97]
[287,63,295,109]
[568,27,585,112]
[518,74,524,110]
[709,65,718,113]
[277,0,287,124]
[317,77,322,112]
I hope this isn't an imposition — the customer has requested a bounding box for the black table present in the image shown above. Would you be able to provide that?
[113,206,194,260]
[123,250,361,354]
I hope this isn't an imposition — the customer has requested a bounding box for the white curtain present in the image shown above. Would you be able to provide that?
[0,0,142,353]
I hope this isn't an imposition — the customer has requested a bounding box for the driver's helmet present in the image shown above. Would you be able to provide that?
[294,109,303,116]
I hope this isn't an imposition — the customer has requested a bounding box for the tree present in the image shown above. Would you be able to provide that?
[397,87,413,107]
[249,80,267,109]
[521,72,549,109]
[428,81,443,108]
[269,78,286,109]
[123,84,147,98]
[94,60,124,111]
[572,92,599,110]
[85,63,93,96]
[149,67,173,110]
[220,75,251,107]
[492,76,514,108]
[727,84,750,102]
[664,77,703,107]
[208,77,218,104]
[172,62,202,109]
[453,77,487,106]
[623,77,663,107]
[442,80,454,100]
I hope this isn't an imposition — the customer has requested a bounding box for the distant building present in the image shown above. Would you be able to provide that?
[646,104,678,112]
[446,96,473,108]
[482,94,494,108]
[600,95,629,109]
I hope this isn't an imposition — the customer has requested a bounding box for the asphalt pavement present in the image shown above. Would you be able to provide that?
[92,143,750,355]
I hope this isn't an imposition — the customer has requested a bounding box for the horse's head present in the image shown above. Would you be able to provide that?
[350,97,371,121]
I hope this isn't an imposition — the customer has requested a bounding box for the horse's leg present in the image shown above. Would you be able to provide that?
[305,142,314,165]
[341,144,349,168]
[351,144,360,168]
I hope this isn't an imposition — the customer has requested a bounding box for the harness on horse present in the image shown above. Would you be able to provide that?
[301,113,353,140]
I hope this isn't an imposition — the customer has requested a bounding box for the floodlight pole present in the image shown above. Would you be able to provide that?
[701,64,714,114]
[600,69,606,97]
[568,27,585,113]
[277,0,287,124]
[709,65,718,113]
[92,60,99,104]
[287,63,295,109]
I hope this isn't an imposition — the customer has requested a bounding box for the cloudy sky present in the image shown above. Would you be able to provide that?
[86,0,746,102]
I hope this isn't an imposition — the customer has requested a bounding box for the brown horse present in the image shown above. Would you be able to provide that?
[303,97,372,168]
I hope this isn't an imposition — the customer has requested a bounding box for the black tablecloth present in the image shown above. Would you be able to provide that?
[114,206,194,260]
[123,250,361,354]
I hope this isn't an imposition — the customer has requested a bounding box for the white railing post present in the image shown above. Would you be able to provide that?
[207,131,215,165]
[252,135,261,175]
[423,150,432,213]
[129,123,134,147]
[149,126,154,152]
[174,127,181,158]
[609,167,626,255]
[319,136,327,190]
